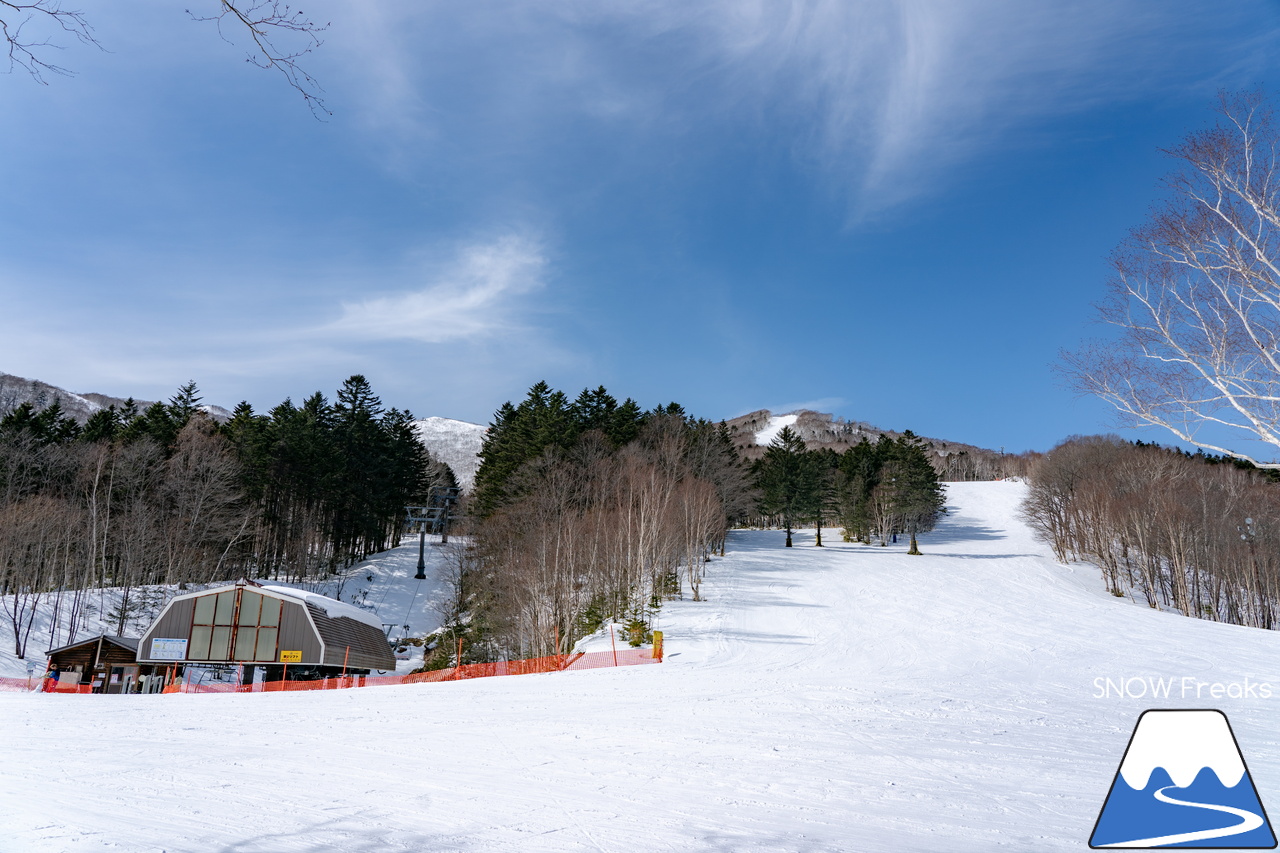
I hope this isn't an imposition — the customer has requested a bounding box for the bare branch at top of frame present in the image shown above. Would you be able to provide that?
[188,1,331,118]
[0,0,98,84]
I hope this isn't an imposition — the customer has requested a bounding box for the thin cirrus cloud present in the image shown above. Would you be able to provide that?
[329,1,1274,219]
[323,235,549,344]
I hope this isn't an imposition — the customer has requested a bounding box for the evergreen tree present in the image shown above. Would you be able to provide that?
[834,438,885,544]
[892,432,946,555]
[80,406,120,444]
[473,381,580,517]
[167,381,203,427]
[121,401,178,448]
[571,386,619,437]
[0,400,80,445]
[810,447,839,546]
[755,425,822,547]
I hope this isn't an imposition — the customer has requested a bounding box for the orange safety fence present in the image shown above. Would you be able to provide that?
[0,676,92,694]
[166,646,662,694]
[2,646,662,695]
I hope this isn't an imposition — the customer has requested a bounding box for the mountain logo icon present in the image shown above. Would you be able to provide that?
[1090,709,1277,848]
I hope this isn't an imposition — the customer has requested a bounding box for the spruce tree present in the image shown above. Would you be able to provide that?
[80,406,120,444]
[755,425,821,547]
[892,432,946,555]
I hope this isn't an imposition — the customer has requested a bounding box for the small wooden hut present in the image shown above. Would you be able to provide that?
[45,635,166,693]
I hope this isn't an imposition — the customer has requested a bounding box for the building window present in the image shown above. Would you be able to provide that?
[188,588,282,662]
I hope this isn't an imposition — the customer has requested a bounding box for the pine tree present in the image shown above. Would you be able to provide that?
[167,381,203,427]
[834,437,886,544]
[80,406,120,444]
[755,426,821,547]
[122,401,178,448]
[892,432,946,555]
[0,401,80,445]
[473,381,580,517]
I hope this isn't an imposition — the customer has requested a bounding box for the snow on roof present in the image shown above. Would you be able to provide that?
[259,586,385,632]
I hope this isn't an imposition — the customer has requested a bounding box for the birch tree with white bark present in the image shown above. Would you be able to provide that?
[1065,91,1280,467]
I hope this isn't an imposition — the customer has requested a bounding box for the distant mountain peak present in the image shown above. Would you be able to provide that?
[0,372,232,423]
[411,417,486,492]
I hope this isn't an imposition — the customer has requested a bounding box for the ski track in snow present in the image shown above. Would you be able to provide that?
[3,483,1280,851]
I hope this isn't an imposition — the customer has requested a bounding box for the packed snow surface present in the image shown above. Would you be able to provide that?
[5,482,1280,851]
[755,412,798,445]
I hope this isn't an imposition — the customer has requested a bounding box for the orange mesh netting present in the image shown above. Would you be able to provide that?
[163,646,662,694]
[0,676,91,693]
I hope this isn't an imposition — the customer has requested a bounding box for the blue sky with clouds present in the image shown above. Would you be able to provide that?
[4,1,1280,452]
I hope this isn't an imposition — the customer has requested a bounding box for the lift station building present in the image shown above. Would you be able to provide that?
[137,579,395,681]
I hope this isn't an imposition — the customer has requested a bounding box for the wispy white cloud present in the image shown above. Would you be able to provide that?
[324,1,1278,218]
[0,233,564,418]
[323,234,548,343]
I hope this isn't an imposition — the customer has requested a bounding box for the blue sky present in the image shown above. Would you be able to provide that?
[4,1,1280,453]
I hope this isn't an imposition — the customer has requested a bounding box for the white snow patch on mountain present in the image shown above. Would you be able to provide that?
[411,416,486,491]
[755,412,798,445]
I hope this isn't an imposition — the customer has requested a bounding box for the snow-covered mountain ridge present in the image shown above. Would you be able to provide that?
[0,372,486,487]
[0,372,232,423]
[411,416,486,491]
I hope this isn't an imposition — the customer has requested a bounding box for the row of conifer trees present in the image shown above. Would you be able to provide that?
[753,426,947,553]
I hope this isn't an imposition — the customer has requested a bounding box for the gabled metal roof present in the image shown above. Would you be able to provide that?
[46,634,140,657]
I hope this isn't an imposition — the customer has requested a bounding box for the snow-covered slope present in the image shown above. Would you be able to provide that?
[755,412,799,445]
[5,482,1280,852]
[412,416,486,491]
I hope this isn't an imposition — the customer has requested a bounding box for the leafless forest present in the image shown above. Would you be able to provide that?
[461,411,755,661]
[1022,436,1280,629]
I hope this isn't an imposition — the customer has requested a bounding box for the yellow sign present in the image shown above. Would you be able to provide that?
[279,650,302,663]
[652,630,663,660]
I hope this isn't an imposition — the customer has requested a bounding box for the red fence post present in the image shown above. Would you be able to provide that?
[610,624,618,667]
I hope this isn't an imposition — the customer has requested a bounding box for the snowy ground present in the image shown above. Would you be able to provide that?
[4,482,1280,851]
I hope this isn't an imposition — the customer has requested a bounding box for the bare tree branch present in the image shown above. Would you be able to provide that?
[0,1,329,115]
[1063,90,1280,468]
[0,0,96,83]
[188,1,330,117]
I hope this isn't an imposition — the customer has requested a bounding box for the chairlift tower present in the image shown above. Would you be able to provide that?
[404,486,461,579]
